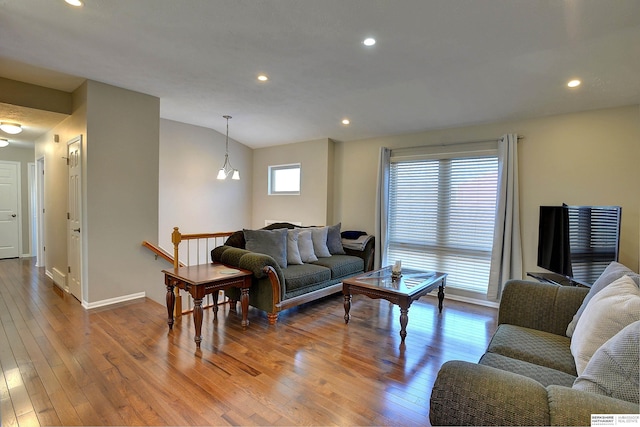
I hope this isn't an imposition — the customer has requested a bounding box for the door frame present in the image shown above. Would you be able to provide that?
[36,157,45,267]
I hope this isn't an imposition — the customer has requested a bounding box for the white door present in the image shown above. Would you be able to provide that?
[0,161,21,259]
[68,137,82,301]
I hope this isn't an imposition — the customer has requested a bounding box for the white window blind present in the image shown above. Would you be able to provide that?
[387,154,498,294]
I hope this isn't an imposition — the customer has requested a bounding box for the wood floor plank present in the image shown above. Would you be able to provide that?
[0,258,498,426]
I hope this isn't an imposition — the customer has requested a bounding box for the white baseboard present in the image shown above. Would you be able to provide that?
[424,292,499,309]
[49,267,67,290]
[83,292,146,310]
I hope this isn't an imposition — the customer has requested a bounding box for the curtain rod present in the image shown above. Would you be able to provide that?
[394,135,524,151]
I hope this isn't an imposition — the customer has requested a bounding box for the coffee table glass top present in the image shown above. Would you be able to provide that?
[345,266,446,296]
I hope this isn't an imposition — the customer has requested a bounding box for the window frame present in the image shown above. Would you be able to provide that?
[268,163,301,195]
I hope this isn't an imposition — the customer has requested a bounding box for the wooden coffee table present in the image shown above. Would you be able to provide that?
[343,266,447,344]
[163,263,252,349]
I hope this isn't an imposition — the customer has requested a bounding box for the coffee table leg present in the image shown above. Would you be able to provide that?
[193,297,203,348]
[343,293,351,323]
[240,288,249,328]
[438,281,445,313]
[166,282,175,330]
[399,306,409,343]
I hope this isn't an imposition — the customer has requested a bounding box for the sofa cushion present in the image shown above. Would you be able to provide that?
[479,352,576,388]
[570,275,640,375]
[327,223,346,255]
[286,229,303,265]
[567,261,640,337]
[573,320,639,404]
[282,264,331,293]
[243,228,288,268]
[310,226,331,258]
[312,255,364,279]
[487,324,576,375]
[297,230,318,263]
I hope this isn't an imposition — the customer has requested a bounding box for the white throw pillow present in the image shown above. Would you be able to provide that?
[573,320,639,404]
[297,230,318,263]
[566,261,640,337]
[286,229,303,265]
[570,275,640,375]
[310,226,331,258]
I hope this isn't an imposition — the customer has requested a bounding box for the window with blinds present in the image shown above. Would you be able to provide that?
[387,154,499,294]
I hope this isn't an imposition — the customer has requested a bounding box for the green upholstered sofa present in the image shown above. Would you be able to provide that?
[430,278,639,426]
[211,222,375,324]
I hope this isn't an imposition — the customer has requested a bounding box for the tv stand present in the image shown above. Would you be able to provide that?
[526,272,588,287]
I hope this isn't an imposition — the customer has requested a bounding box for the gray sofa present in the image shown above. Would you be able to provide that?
[430,277,639,426]
[212,222,375,324]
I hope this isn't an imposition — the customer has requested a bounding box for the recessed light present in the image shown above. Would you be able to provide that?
[342,119,350,125]
[0,122,22,134]
[567,79,581,88]
[257,74,269,82]
[363,38,376,47]
[65,0,83,6]
[0,139,8,148]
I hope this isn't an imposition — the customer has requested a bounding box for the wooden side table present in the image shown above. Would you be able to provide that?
[162,263,252,349]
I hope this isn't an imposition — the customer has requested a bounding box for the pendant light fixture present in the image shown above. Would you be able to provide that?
[217,115,240,180]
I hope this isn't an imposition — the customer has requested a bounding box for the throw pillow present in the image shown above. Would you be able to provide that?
[566,261,640,337]
[570,275,640,375]
[243,228,288,268]
[286,229,303,265]
[573,320,639,404]
[297,230,318,263]
[327,223,346,255]
[311,226,331,258]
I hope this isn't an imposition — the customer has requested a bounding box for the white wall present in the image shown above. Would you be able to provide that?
[335,105,640,275]
[158,119,253,258]
[252,138,333,228]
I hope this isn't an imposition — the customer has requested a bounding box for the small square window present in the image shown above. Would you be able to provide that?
[269,164,300,195]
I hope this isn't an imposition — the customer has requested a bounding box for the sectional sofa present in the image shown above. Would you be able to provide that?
[430,262,640,426]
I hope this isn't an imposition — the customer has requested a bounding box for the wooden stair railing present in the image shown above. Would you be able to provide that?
[141,241,185,267]
[143,228,234,317]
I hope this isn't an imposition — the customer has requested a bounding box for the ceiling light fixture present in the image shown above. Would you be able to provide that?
[342,119,350,125]
[217,115,240,180]
[0,122,22,134]
[0,139,8,148]
[65,0,83,6]
[363,38,376,46]
[567,79,581,88]
[257,74,269,82]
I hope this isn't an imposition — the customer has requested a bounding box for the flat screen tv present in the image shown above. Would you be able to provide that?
[537,205,622,286]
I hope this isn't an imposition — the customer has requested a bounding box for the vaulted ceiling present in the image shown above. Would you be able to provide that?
[1,0,639,148]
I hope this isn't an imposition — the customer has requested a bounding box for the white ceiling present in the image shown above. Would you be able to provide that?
[1,0,639,149]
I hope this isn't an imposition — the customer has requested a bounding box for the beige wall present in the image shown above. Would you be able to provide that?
[84,81,161,304]
[335,105,640,275]
[0,146,36,255]
[252,138,333,228]
[158,119,253,254]
[35,83,87,285]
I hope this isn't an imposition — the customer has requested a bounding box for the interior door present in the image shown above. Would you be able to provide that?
[68,137,82,301]
[0,161,21,259]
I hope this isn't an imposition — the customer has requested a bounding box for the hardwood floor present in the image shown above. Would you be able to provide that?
[1,258,498,426]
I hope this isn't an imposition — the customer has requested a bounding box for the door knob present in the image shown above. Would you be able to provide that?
[11,214,16,217]
[73,228,81,232]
